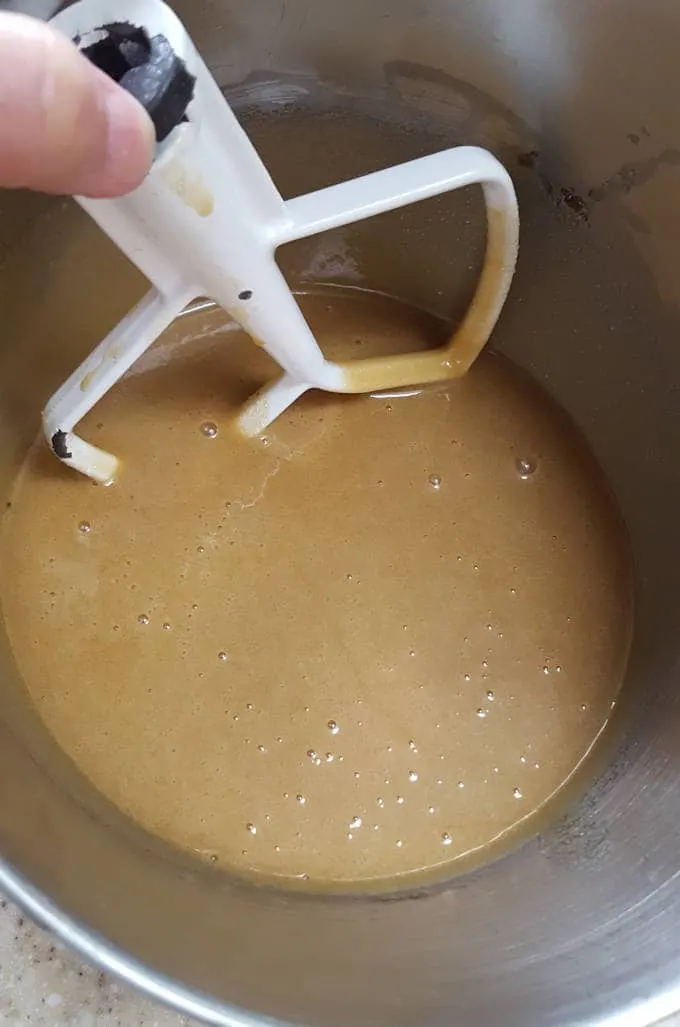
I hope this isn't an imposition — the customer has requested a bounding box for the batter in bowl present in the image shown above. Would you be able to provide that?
[0,290,632,888]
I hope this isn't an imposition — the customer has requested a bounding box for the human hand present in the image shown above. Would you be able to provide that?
[0,12,155,197]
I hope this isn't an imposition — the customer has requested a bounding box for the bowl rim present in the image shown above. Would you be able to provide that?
[1,853,680,1027]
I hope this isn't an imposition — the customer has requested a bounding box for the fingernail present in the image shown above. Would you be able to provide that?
[102,84,156,195]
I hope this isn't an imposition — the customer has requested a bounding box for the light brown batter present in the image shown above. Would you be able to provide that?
[0,290,632,888]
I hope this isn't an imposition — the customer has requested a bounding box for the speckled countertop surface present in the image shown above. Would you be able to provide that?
[0,893,679,1027]
[0,896,192,1026]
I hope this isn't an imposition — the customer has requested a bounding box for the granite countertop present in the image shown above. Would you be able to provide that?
[1,894,679,1027]
[0,896,192,1026]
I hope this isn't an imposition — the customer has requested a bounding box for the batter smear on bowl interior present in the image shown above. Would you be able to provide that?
[0,290,632,889]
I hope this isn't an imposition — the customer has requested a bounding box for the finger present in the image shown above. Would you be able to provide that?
[0,12,155,197]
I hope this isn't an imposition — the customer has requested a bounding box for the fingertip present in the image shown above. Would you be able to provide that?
[78,81,156,198]
[0,12,156,198]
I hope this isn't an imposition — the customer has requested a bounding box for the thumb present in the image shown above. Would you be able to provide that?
[0,12,155,197]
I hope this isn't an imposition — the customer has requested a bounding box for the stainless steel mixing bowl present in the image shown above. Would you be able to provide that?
[1,2,680,1025]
